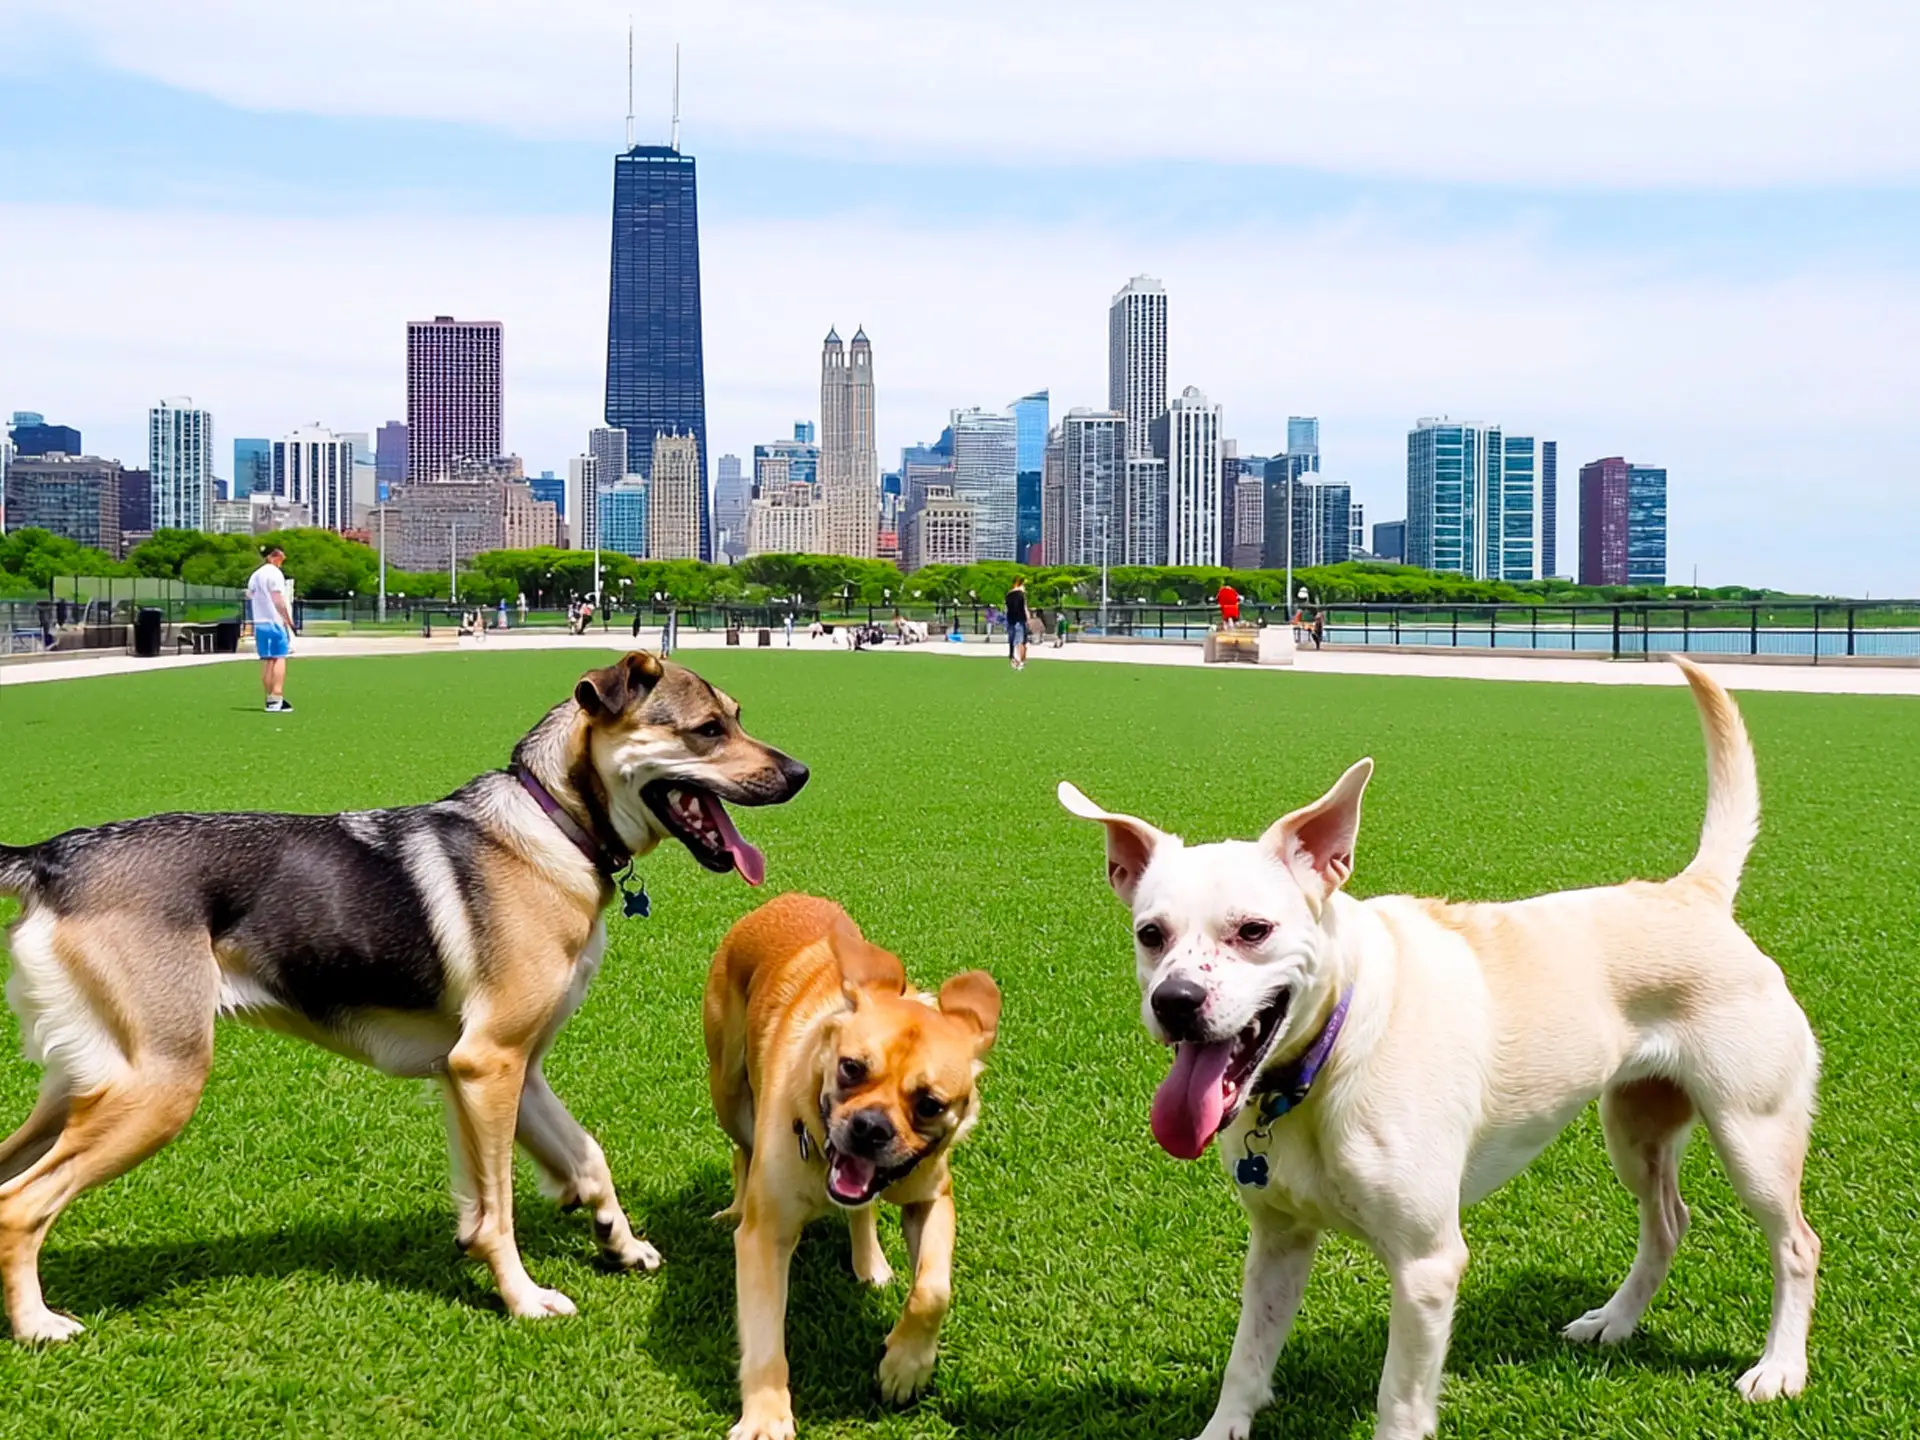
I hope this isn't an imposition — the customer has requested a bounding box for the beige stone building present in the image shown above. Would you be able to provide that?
[818,327,878,558]
[906,486,976,572]
[646,431,702,561]
[746,482,821,557]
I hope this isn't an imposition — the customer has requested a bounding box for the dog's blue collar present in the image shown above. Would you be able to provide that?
[1235,986,1353,1189]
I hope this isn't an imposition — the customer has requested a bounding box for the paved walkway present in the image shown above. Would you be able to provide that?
[4,628,1917,696]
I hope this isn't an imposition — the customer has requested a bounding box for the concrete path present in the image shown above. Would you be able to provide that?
[4,627,1917,697]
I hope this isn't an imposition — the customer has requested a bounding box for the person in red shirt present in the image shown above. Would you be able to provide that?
[1215,583,1241,629]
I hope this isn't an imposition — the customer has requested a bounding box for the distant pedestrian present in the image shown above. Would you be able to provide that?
[516,591,528,624]
[784,613,795,646]
[497,597,509,630]
[245,545,296,713]
[1054,608,1069,648]
[1004,578,1035,671]
[1215,583,1241,629]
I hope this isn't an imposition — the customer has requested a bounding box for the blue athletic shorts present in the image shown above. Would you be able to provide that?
[255,623,290,659]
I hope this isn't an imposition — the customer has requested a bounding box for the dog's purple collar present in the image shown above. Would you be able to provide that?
[1252,985,1354,1124]
[513,765,629,877]
[1236,986,1353,1189]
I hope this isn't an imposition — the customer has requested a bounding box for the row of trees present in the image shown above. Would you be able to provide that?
[2,525,1788,609]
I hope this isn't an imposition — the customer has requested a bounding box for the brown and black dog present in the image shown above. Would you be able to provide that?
[704,894,999,1439]
[0,652,806,1341]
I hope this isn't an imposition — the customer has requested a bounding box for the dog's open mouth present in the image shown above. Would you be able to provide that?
[1150,987,1291,1160]
[823,1145,921,1208]
[640,780,765,885]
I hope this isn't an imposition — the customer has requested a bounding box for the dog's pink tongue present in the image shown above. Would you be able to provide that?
[700,796,766,886]
[828,1152,875,1202]
[1151,1041,1236,1160]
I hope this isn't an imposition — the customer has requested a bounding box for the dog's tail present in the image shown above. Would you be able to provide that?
[0,843,35,899]
[1674,657,1759,907]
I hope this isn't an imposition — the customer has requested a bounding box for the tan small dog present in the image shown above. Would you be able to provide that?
[704,893,1000,1440]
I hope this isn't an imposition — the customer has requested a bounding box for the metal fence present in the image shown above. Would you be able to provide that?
[10,592,1917,664]
[1050,601,1920,661]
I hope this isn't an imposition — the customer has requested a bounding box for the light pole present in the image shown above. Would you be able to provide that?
[377,505,388,622]
[1284,464,1294,631]
[449,523,460,605]
[1098,513,1110,636]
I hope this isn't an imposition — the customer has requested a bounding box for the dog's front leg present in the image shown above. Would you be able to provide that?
[879,1186,954,1404]
[731,1200,803,1440]
[1373,1228,1469,1440]
[445,1036,574,1318]
[1191,1212,1320,1440]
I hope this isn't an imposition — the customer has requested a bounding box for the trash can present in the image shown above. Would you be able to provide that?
[726,627,741,647]
[215,618,242,653]
[757,628,771,647]
[134,608,164,658]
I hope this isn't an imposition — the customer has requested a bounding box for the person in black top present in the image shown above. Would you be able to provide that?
[1005,578,1034,671]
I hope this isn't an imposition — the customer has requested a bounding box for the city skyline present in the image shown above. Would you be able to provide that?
[4,8,1916,593]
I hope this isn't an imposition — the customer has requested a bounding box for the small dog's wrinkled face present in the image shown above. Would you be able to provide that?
[1058,762,1370,1161]
[816,921,1000,1207]
[574,653,809,884]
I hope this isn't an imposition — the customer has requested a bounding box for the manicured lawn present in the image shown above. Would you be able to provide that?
[1,651,1915,1438]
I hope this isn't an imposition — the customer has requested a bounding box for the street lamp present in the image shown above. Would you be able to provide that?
[376,505,388,622]
[449,522,461,605]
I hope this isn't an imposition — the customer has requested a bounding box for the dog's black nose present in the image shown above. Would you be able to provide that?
[1151,976,1209,1033]
[778,754,810,796]
[845,1108,894,1157]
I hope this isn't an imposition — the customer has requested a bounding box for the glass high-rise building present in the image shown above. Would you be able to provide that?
[948,407,1019,561]
[1627,466,1667,586]
[529,470,565,518]
[1010,390,1049,561]
[149,397,213,532]
[233,438,271,499]
[1109,277,1167,460]
[406,317,502,482]
[605,141,709,559]
[1286,417,1320,470]
[1406,418,1551,581]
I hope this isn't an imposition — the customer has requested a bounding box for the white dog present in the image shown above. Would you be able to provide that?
[1059,658,1818,1440]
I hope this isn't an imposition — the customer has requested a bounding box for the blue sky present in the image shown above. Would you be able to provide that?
[3,1,1916,592]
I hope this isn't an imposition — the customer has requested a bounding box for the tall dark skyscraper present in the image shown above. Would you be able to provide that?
[605,138,710,559]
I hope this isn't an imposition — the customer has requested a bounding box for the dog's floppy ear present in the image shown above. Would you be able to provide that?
[575,651,665,718]
[829,912,906,1009]
[1261,758,1373,904]
[1057,781,1170,905]
[938,970,1001,1055]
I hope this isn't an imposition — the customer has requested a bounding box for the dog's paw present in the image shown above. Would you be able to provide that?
[612,1238,663,1272]
[1190,1416,1255,1440]
[1736,1357,1807,1402]
[504,1286,578,1319]
[1562,1306,1637,1345]
[711,1202,744,1227]
[878,1337,936,1404]
[853,1254,894,1289]
[727,1406,796,1440]
[10,1308,87,1345]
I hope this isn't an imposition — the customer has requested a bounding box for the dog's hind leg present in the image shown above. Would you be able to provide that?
[1705,1105,1820,1402]
[1,1059,209,1343]
[515,1064,661,1272]
[1565,1077,1695,1345]
[0,1092,70,1188]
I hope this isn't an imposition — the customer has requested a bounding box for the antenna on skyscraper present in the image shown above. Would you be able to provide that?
[670,43,681,152]
[624,20,635,149]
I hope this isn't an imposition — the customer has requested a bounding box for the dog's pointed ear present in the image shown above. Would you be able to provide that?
[1057,781,1170,905]
[829,913,906,1009]
[575,651,665,718]
[1261,758,1373,904]
[938,970,1001,1055]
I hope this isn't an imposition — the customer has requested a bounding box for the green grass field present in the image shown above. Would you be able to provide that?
[2,652,1916,1439]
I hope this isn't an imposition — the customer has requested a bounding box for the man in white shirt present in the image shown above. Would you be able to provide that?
[245,546,296,713]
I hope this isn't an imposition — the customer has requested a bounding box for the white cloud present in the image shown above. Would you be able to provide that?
[4,201,1913,593]
[10,0,1919,187]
